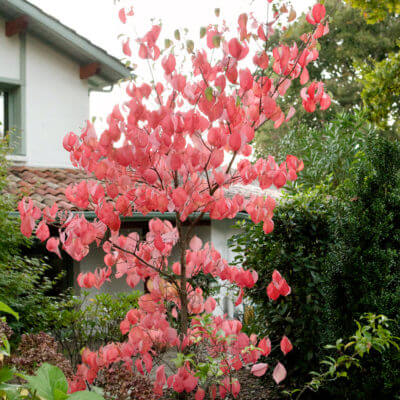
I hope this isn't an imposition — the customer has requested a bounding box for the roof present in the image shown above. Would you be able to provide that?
[7,166,90,211]
[0,0,131,88]
[7,167,280,217]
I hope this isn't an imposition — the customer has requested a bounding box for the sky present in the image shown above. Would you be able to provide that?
[28,0,316,128]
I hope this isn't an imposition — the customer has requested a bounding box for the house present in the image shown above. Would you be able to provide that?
[4,0,280,318]
[0,0,131,167]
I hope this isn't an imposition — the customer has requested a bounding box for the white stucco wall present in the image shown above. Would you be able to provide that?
[211,219,243,318]
[25,35,89,168]
[0,18,20,81]
[74,226,145,296]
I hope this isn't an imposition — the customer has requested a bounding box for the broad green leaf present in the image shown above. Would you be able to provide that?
[0,367,14,383]
[0,383,22,400]
[25,363,68,400]
[0,302,19,320]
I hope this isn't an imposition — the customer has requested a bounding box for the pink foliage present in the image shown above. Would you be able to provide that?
[18,1,331,398]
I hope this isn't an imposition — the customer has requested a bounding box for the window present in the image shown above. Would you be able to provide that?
[0,91,9,139]
[0,84,23,155]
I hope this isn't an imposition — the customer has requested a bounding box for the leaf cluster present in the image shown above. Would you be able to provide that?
[0,304,104,400]
[46,291,141,368]
[289,314,400,399]
[346,0,400,23]
[255,112,370,191]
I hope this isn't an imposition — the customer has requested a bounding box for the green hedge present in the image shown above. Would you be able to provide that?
[320,136,400,398]
[230,135,400,398]
[229,186,334,391]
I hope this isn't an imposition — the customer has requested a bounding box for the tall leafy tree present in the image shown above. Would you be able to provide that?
[358,51,400,130]
[346,0,400,24]
[347,0,400,130]
[255,0,400,155]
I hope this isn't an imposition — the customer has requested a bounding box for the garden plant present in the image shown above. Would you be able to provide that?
[17,1,332,398]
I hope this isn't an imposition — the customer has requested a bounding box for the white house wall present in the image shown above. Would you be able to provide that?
[0,18,20,81]
[25,35,89,168]
[211,219,243,318]
[73,226,145,297]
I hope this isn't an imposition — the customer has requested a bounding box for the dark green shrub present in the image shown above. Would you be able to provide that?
[0,139,61,338]
[320,135,400,398]
[231,134,400,399]
[229,185,334,390]
[0,256,61,338]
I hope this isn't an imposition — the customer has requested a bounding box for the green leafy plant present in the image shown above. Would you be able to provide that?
[0,257,63,339]
[0,304,104,400]
[0,138,61,339]
[289,314,400,399]
[0,363,104,400]
[319,135,400,398]
[256,112,369,191]
[46,291,140,367]
[229,186,334,390]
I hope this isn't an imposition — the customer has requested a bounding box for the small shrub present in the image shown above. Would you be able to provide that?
[46,291,141,367]
[0,256,62,339]
[9,331,73,379]
[0,138,62,339]
[95,363,157,400]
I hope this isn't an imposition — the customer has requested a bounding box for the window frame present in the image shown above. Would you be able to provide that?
[0,81,23,156]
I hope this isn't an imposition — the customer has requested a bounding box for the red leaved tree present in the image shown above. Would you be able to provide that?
[19,1,330,398]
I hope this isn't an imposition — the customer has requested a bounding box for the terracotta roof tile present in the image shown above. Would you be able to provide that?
[6,167,281,212]
[7,167,90,211]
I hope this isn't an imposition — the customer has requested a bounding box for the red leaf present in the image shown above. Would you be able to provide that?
[36,221,50,242]
[46,237,61,258]
[195,388,205,400]
[280,335,293,355]
[118,8,127,24]
[189,235,202,251]
[258,337,271,357]
[313,3,326,24]
[123,38,132,57]
[251,363,268,377]
[273,362,287,384]
[204,297,217,313]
